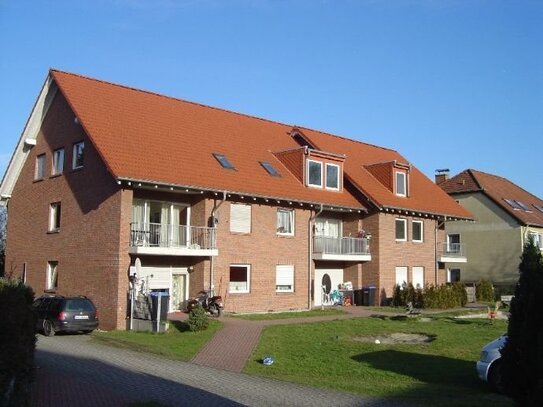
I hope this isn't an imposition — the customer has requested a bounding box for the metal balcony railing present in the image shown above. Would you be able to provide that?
[438,242,466,258]
[130,222,216,250]
[313,236,370,255]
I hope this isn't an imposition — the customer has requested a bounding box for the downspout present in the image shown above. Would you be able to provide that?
[308,204,324,310]
[435,218,445,285]
[209,191,227,295]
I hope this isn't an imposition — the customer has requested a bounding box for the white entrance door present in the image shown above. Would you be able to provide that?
[171,273,188,311]
[314,268,343,306]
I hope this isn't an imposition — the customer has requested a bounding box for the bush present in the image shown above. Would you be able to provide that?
[392,282,466,309]
[0,279,36,407]
[187,304,209,332]
[475,279,494,302]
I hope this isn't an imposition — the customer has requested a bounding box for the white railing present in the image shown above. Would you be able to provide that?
[313,236,370,255]
[130,223,216,250]
[438,242,466,258]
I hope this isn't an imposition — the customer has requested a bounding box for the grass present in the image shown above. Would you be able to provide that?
[92,319,222,361]
[232,308,346,320]
[245,315,512,407]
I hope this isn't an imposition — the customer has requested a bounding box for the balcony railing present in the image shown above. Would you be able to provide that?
[313,236,370,257]
[438,242,467,262]
[130,222,216,250]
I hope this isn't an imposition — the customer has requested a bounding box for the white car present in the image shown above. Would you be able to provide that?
[476,335,507,392]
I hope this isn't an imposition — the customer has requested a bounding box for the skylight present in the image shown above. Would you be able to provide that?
[534,204,543,213]
[213,153,235,170]
[260,161,280,177]
[504,199,522,210]
[515,200,532,212]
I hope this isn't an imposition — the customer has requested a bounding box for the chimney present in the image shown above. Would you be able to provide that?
[435,169,450,185]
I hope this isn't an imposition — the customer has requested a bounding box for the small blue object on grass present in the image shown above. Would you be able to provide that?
[262,356,274,365]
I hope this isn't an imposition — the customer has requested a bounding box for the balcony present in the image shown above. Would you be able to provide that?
[438,243,467,263]
[312,236,371,262]
[129,223,218,256]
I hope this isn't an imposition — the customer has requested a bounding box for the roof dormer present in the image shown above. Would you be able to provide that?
[365,160,411,197]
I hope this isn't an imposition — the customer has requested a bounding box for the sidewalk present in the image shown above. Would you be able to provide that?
[171,306,384,373]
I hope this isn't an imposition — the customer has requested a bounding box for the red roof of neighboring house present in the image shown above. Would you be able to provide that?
[49,69,471,218]
[440,169,543,227]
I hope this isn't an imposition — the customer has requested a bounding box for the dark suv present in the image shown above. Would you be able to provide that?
[33,295,99,336]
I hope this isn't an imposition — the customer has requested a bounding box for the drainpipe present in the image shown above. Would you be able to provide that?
[308,204,324,310]
[209,191,227,295]
[435,218,445,285]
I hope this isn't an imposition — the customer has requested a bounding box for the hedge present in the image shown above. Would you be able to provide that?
[0,279,36,407]
[392,282,468,309]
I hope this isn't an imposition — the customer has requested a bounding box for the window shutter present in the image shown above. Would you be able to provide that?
[230,203,251,233]
[276,265,294,291]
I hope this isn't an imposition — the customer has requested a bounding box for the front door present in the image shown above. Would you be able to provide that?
[171,273,188,311]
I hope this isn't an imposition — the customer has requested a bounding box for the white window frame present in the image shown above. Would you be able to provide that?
[230,203,251,234]
[412,266,424,289]
[447,268,461,283]
[72,141,84,169]
[395,171,407,197]
[52,148,64,175]
[35,154,46,180]
[47,261,59,291]
[229,264,250,294]
[277,208,294,236]
[447,233,461,252]
[412,220,424,243]
[395,218,407,241]
[49,202,61,232]
[276,265,294,292]
[307,159,323,188]
[528,232,543,250]
[395,266,408,288]
[325,163,340,190]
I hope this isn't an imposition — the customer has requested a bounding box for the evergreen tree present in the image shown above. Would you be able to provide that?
[500,236,543,405]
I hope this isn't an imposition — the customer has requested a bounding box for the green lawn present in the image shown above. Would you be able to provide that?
[92,319,222,361]
[245,315,512,407]
[232,308,346,320]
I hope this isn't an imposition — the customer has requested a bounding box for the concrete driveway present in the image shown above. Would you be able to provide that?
[32,334,414,407]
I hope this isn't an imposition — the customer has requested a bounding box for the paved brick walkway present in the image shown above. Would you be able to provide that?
[185,306,385,372]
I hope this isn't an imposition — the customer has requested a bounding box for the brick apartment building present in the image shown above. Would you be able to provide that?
[0,70,472,330]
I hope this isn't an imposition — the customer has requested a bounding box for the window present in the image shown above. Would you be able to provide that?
[49,202,61,232]
[230,203,251,233]
[504,198,522,210]
[395,218,407,241]
[229,265,250,293]
[47,261,59,291]
[260,161,280,177]
[315,218,341,237]
[395,171,406,197]
[528,232,543,250]
[307,160,322,187]
[395,266,408,287]
[412,267,424,289]
[515,200,532,212]
[276,265,294,292]
[325,163,339,190]
[72,141,84,169]
[534,204,543,213]
[447,234,461,253]
[277,209,294,235]
[448,269,461,283]
[35,154,46,180]
[213,153,235,170]
[52,148,64,175]
[412,220,424,242]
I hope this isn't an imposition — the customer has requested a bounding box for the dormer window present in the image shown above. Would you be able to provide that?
[325,163,339,190]
[307,160,323,187]
[395,171,407,197]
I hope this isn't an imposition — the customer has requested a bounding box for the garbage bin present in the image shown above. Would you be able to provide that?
[367,286,377,306]
[149,292,169,321]
[362,287,370,306]
[353,289,364,306]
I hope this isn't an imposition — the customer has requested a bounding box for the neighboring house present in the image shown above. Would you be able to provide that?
[0,70,471,330]
[438,169,543,286]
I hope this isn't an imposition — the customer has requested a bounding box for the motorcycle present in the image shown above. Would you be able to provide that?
[187,290,224,317]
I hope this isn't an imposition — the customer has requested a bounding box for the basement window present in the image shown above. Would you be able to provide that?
[213,153,235,170]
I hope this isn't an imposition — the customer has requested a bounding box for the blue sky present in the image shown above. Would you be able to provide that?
[1,0,542,197]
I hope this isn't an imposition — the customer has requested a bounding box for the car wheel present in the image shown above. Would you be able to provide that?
[488,360,504,394]
[43,320,55,337]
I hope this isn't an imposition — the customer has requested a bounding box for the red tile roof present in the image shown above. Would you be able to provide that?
[50,69,471,218]
[440,169,543,227]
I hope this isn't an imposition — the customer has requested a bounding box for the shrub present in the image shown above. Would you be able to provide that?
[187,304,209,332]
[475,279,494,302]
[0,279,36,407]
